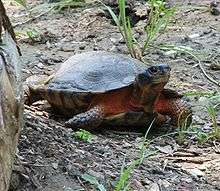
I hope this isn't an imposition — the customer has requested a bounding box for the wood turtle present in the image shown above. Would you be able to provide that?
[25,51,192,130]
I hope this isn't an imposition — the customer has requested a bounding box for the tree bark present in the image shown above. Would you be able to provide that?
[0,1,23,190]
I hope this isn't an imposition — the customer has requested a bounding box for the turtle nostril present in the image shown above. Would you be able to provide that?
[159,64,171,73]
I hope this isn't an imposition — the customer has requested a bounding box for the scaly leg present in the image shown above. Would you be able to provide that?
[168,98,192,127]
[65,106,105,130]
[155,88,193,128]
[155,97,192,128]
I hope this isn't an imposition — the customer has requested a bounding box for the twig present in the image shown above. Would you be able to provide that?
[13,7,54,28]
[176,148,201,156]
[183,49,220,87]
[213,141,220,154]
[105,130,143,136]
[16,161,51,167]
[166,156,211,164]
[197,60,220,86]
[160,44,220,87]
[77,176,90,191]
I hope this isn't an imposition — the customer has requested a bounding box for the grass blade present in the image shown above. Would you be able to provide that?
[81,173,107,191]
[115,118,156,191]
[14,0,27,9]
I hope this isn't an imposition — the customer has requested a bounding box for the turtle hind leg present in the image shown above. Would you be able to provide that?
[65,106,105,130]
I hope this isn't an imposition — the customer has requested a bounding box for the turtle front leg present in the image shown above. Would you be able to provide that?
[155,97,192,128]
[65,106,105,130]
[169,97,192,127]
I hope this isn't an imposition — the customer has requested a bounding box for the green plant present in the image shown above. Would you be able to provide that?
[13,0,27,9]
[51,0,86,11]
[182,126,209,144]
[115,119,156,191]
[105,0,175,60]
[206,97,220,139]
[77,120,156,191]
[196,131,210,144]
[74,129,92,142]
[26,28,40,41]
[104,0,139,59]
[176,113,192,144]
[183,91,217,97]
[81,173,106,191]
[182,92,220,143]
[142,0,175,53]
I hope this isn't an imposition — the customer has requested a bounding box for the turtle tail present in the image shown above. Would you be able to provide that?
[24,75,49,105]
[65,106,105,130]
[24,85,44,105]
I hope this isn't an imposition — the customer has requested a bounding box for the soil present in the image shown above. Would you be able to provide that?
[4,0,220,190]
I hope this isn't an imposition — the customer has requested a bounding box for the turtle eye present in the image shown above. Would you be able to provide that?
[149,66,159,74]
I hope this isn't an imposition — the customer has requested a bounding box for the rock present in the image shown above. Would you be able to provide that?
[158,179,171,188]
[188,33,200,39]
[132,179,145,190]
[51,162,59,170]
[210,1,220,16]
[186,168,205,177]
[110,33,124,44]
[164,50,177,59]
[155,145,174,155]
[87,169,105,180]
[149,183,160,191]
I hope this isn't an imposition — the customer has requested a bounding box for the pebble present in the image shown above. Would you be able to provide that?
[187,168,205,177]
[87,169,105,180]
[164,50,177,59]
[188,33,200,39]
[51,162,59,169]
[36,63,44,69]
[149,183,160,191]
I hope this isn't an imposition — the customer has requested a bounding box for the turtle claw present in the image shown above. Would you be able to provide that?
[65,106,105,130]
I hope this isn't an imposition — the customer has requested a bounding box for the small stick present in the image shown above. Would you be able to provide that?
[77,176,90,191]
[13,7,54,28]
[197,60,220,87]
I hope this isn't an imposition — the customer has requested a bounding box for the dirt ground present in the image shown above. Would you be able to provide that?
[4,0,220,190]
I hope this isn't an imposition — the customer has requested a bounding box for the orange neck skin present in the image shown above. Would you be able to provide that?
[129,83,166,113]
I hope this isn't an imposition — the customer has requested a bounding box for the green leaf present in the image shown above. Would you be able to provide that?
[74,129,92,142]
[102,4,120,27]
[14,0,27,9]
[81,174,107,191]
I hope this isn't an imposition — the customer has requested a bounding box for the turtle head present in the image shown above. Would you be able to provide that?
[134,64,171,110]
[137,64,171,87]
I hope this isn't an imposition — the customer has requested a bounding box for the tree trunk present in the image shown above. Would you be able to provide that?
[0,1,23,190]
